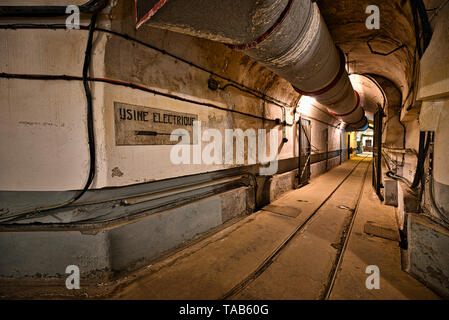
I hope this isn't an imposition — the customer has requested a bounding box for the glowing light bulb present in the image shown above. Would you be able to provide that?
[297,96,316,115]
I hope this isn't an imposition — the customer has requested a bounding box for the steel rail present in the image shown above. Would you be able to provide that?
[221,155,371,299]
[323,157,372,299]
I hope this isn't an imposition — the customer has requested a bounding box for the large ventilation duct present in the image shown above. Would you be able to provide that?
[136,0,368,129]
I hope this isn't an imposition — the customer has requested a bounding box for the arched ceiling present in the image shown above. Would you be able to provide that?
[317,0,416,105]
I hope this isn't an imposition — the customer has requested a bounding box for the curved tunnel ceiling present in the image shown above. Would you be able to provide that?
[349,74,386,120]
[298,73,386,128]
[137,0,431,128]
[318,0,417,105]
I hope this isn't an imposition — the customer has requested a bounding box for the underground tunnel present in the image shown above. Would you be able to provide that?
[0,0,448,304]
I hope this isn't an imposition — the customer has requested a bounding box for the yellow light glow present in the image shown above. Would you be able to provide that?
[297,96,316,115]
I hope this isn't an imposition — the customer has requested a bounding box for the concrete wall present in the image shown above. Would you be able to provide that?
[0,186,251,277]
[0,0,347,279]
[407,214,449,298]
[296,97,343,178]
[0,0,347,217]
[0,29,105,191]
[267,169,299,203]
[0,0,301,192]
[0,0,346,193]
[416,3,449,224]
[311,156,341,178]
[398,5,449,298]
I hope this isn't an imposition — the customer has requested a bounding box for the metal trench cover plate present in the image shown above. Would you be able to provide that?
[262,204,301,218]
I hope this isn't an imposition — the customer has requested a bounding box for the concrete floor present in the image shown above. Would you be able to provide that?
[328,164,438,299]
[110,157,439,300]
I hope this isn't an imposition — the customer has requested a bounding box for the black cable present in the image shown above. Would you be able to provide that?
[0,15,98,223]
[0,23,298,110]
[0,72,283,122]
[0,23,346,139]
[386,171,413,187]
[387,1,433,175]
[411,0,423,58]
[218,82,294,126]
[428,132,449,225]
[74,13,97,202]
[410,131,426,189]
[416,0,433,51]
[366,34,407,56]
[0,21,340,220]
[426,0,449,11]
[403,0,431,112]
[93,28,296,110]
[359,74,386,112]
[99,34,299,113]
[411,131,431,189]
[219,83,285,110]
[411,0,433,59]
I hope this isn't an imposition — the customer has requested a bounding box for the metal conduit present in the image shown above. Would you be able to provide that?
[137,0,368,129]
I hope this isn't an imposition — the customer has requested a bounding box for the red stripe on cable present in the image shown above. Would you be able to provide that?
[136,0,169,29]
[227,0,294,51]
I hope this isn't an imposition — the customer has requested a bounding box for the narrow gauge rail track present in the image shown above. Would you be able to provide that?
[222,155,372,300]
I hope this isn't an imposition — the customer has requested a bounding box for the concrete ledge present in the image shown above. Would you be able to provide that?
[0,186,250,278]
[311,156,341,178]
[0,231,111,278]
[269,169,299,202]
[256,169,299,207]
[364,221,400,241]
[407,213,449,298]
[397,182,421,230]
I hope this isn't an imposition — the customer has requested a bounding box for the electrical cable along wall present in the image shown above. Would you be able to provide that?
[0,3,107,220]
[0,0,382,221]
[0,0,379,224]
[0,0,309,277]
[2,0,448,295]
[0,1,364,219]
[137,0,368,130]
[0,1,306,221]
